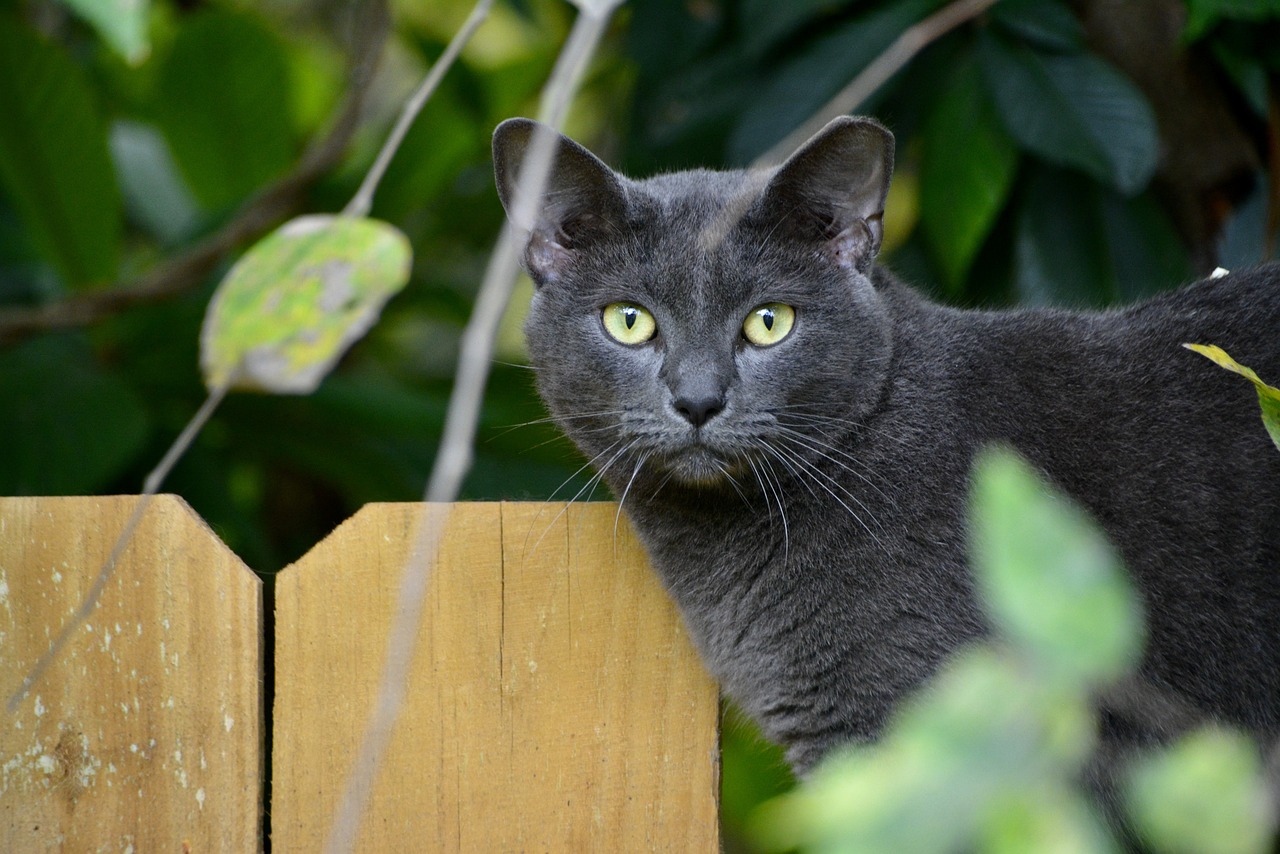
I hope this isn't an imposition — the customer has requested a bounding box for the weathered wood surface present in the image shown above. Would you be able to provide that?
[0,495,263,852]
[272,501,720,852]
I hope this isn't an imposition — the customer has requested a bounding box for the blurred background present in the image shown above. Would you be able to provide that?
[1,0,1277,848]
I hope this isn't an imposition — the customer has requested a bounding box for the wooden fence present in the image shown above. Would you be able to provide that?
[0,497,719,852]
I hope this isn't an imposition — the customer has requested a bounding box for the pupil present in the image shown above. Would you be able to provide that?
[624,308,636,329]
[762,310,774,331]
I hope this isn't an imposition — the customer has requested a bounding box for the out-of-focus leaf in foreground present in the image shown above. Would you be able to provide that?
[971,446,1143,683]
[1126,727,1274,854]
[200,215,412,394]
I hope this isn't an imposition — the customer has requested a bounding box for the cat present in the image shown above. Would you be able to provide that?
[491,115,1280,779]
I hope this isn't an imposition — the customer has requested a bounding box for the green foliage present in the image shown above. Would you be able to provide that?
[1127,728,1274,854]
[971,448,1141,683]
[752,449,1273,854]
[57,0,150,64]
[0,14,122,287]
[155,9,297,210]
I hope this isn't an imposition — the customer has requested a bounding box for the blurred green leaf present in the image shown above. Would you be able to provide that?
[108,120,201,244]
[978,31,1157,194]
[0,337,148,494]
[200,215,412,393]
[58,0,150,64]
[155,9,295,210]
[1183,343,1280,452]
[1013,165,1189,306]
[970,447,1143,683]
[920,52,1018,291]
[1013,166,1113,306]
[980,786,1117,854]
[739,0,846,57]
[0,15,122,288]
[1184,0,1280,40]
[754,647,1100,854]
[1125,727,1273,854]
[989,0,1085,51]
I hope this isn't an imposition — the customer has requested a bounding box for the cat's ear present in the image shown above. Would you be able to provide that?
[492,118,627,285]
[756,116,894,271]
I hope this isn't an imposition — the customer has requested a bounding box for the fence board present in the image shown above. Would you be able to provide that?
[272,501,720,852]
[0,495,263,852]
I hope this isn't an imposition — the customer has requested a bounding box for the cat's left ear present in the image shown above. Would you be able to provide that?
[756,116,894,271]
[492,118,627,285]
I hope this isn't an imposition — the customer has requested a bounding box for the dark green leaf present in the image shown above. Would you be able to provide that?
[920,53,1018,291]
[0,337,148,494]
[728,0,940,162]
[1184,0,1280,40]
[1098,191,1192,302]
[1126,727,1273,854]
[59,0,150,63]
[1013,166,1113,306]
[739,0,845,57]
[989,0,1085,52]
[155,9,296,210]
[970,447,1143,683]
[0,16,122,287]
[1014,165,1190,306]
[1041,52,1159,194]
[978,32,1157,194]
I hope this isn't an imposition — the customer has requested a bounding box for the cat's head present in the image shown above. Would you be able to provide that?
[493,117,896,492]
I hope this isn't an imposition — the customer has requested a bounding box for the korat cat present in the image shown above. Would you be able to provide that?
[491,116,1280,775]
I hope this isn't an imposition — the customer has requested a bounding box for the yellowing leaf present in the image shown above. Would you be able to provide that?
[1184,343,1280,453]
[200,215,412,393]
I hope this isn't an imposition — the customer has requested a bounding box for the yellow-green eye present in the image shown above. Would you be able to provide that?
[602,302,657,345]
[743,303,795,346]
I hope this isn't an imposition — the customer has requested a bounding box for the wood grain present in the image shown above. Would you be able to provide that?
[272,501,719,852]
[0,495,263,852]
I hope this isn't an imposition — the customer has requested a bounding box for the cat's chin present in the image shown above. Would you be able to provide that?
[656,446,741,488]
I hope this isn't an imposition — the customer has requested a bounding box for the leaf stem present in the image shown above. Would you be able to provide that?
[6,380,230,713]
[343,0,494,219]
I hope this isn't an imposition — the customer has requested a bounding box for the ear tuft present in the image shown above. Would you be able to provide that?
[753,116,895,271]
[492,118,627,285]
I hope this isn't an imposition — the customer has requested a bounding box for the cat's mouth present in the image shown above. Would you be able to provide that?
[656,442,748,487]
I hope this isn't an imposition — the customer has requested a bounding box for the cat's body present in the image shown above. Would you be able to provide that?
[492,117,1280,775]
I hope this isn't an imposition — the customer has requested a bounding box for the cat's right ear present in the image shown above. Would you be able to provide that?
[492,118,627,286]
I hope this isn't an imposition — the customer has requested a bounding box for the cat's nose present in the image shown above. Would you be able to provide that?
[673,393,725,428]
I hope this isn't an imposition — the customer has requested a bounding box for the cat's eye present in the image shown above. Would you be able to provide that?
[742,303,795,347]
[602,302,657,345]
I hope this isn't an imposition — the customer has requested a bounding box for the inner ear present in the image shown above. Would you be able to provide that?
[752,116,894,271]
[492,118,628,285]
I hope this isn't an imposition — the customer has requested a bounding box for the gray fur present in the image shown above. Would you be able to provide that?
[493,116,1280,774]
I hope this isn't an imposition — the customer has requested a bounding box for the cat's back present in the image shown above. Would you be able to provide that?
[916,263,1280,737]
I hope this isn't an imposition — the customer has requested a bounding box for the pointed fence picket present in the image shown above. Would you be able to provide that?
[0,497,719,852]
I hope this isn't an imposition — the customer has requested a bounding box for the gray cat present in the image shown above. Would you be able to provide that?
[491,116,1280,776]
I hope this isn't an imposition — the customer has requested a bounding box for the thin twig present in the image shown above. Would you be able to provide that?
[344,0,493,218]
[757,0,999,168]
[321,4,624,852]
[5,381,230,713]
[0,0,391,346]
